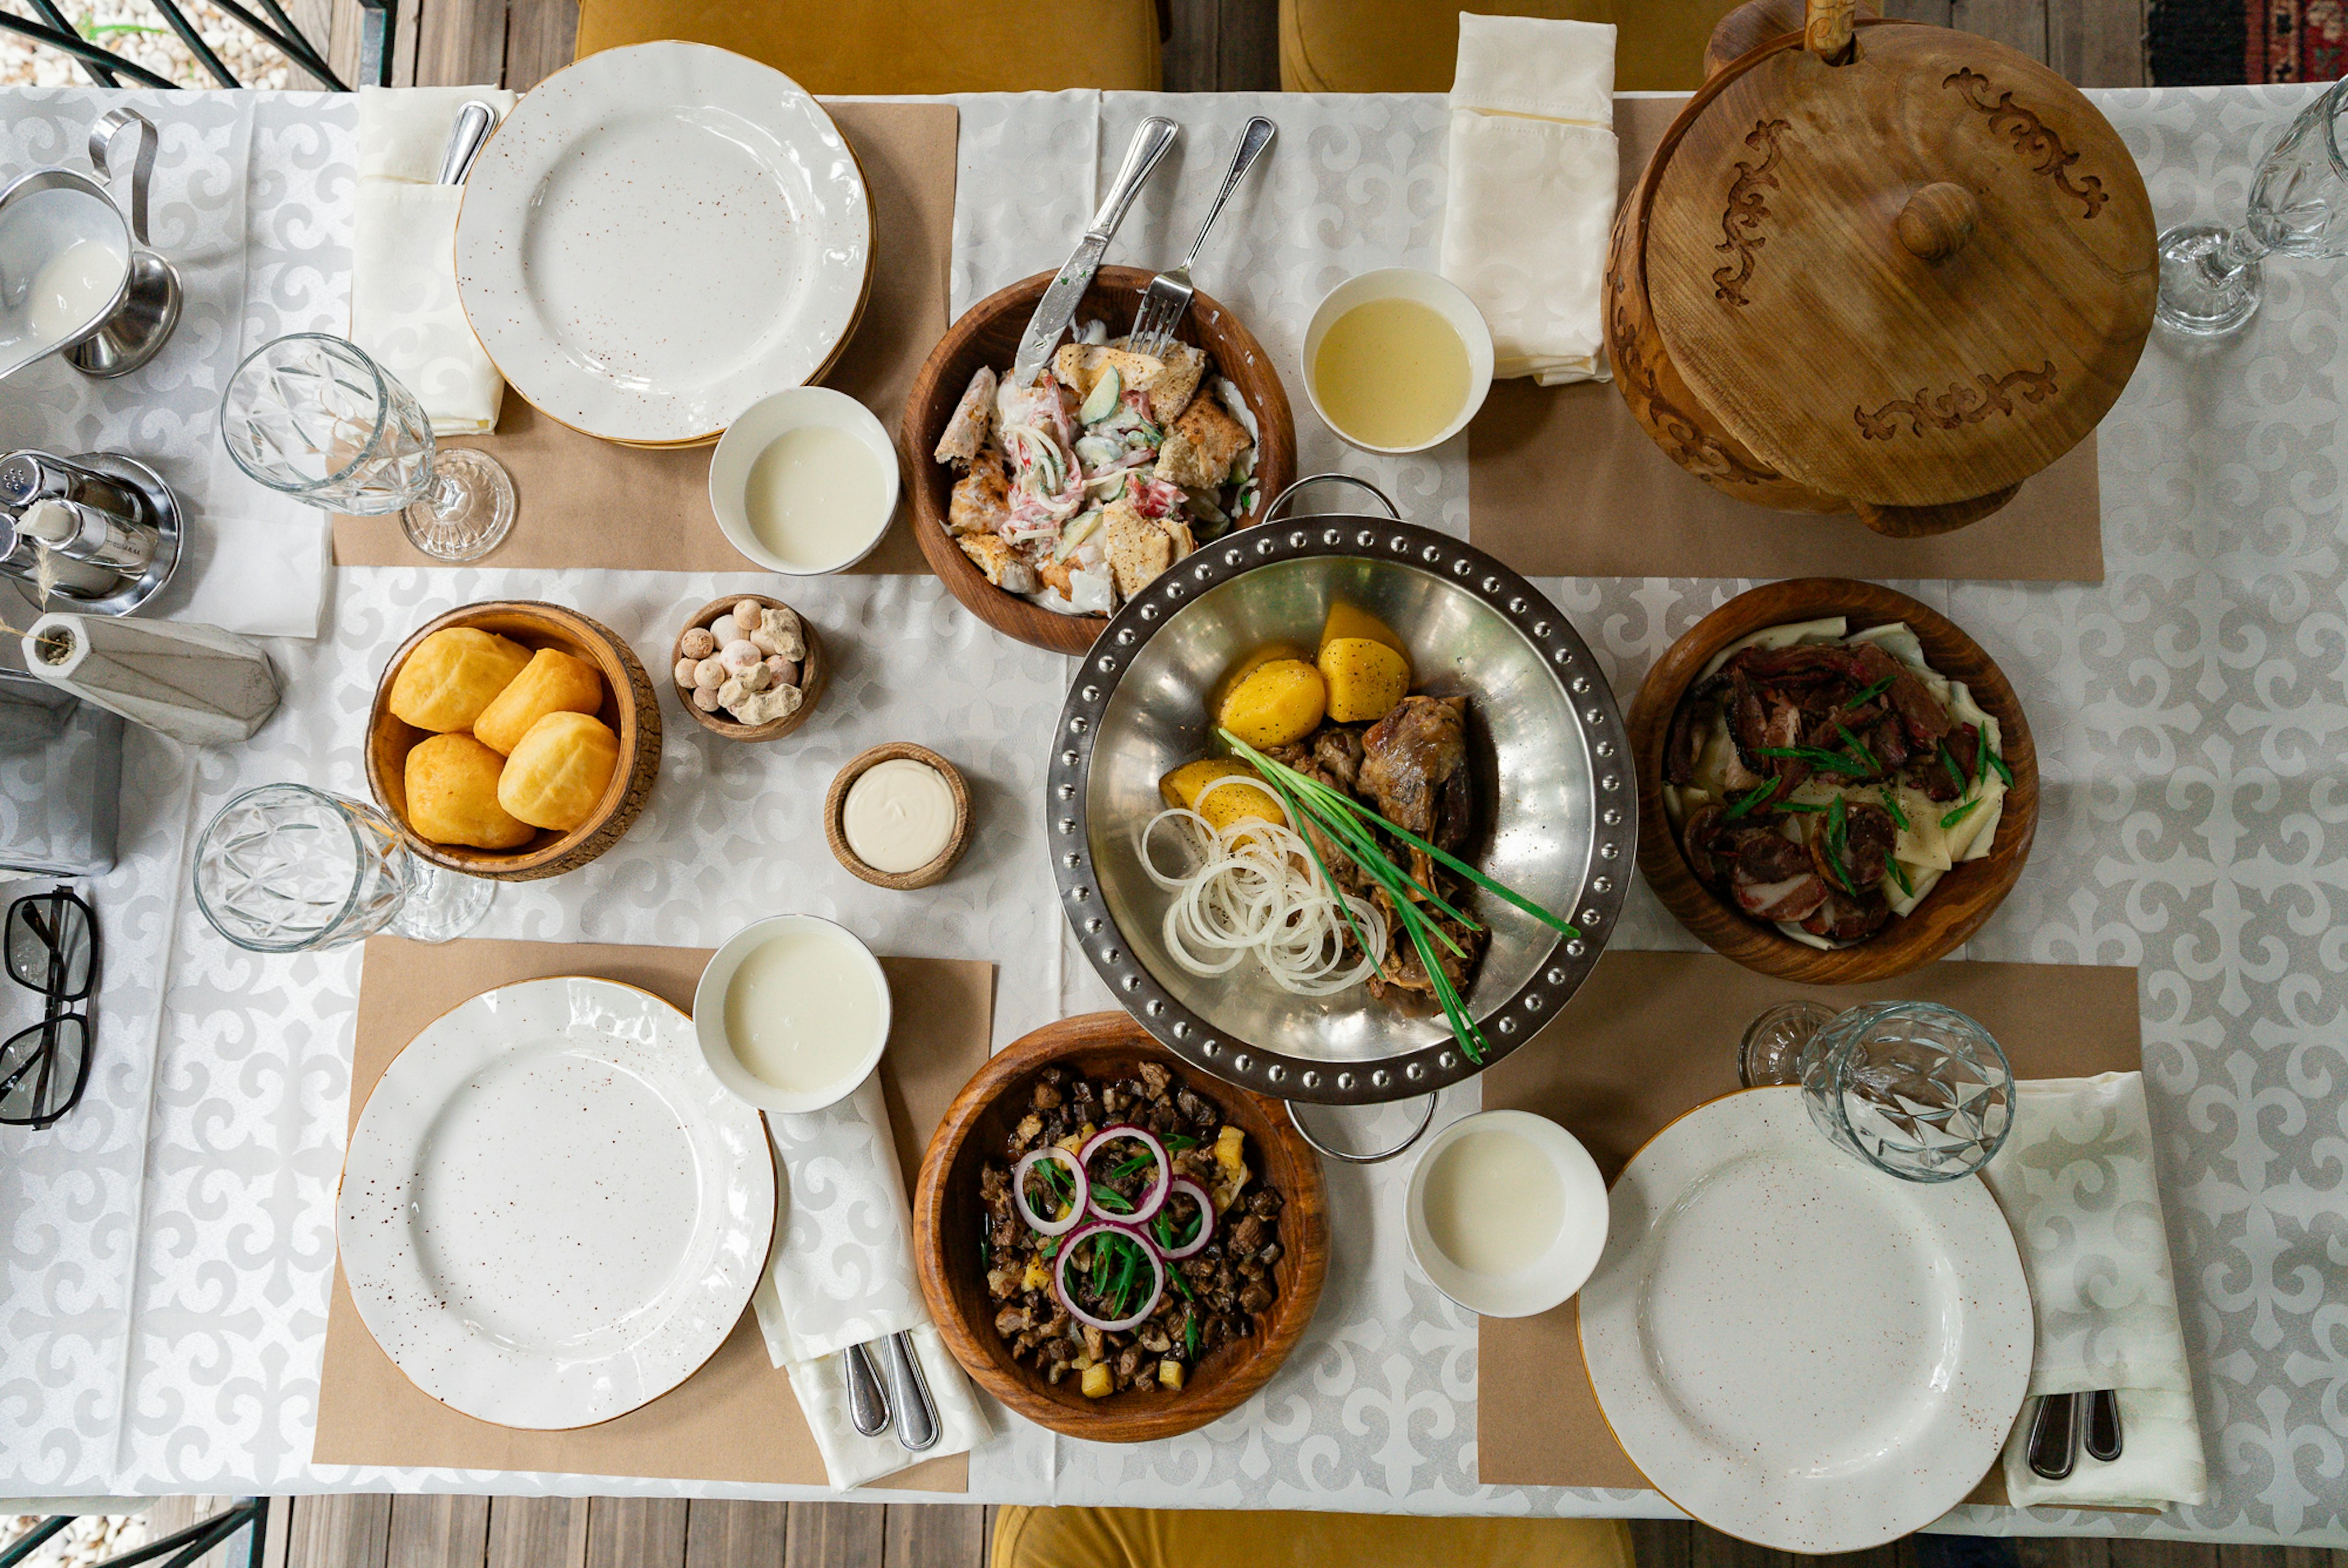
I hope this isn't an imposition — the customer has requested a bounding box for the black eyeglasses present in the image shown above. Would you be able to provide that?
[2,887,97,1129]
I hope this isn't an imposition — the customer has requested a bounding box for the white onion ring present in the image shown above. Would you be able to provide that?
[1055,1221,1165,1333]
[1081,1124,1170,1224]
[1013,1146,1087,1237]
[1153,1177,1216,1259]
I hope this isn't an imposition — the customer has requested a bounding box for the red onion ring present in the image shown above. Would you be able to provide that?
[1080,1124,1171,1224]
[1054,1221,1164,1333]
[1152,1177,1216,1259]
[1013,1147,1087,1237]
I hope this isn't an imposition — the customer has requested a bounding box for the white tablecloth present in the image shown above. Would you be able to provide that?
[1,83,2344,1547]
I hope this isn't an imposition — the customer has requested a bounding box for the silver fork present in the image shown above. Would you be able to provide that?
[1129,116,1277,357]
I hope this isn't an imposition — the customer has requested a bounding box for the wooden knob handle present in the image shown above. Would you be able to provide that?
[1896,183,1980,262]
[1804,0,1856,61]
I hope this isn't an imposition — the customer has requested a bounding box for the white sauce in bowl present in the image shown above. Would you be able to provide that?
[721,923,887,1095]
[841,757,956,873]
[743,424,889,571]
[1420,1125,1565,1275]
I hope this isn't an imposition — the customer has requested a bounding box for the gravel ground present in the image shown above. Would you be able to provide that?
[2,1514,150,1568]
[1,1,314,88]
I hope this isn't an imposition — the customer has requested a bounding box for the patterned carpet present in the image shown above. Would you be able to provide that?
[2151,0,2348,83]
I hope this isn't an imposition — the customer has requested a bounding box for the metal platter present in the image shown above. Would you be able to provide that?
[1048,515,1634,1108]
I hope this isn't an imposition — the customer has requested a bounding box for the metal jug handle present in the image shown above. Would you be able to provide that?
[1285,1093,1437,1165]
[88,108,159,248]
[1260,472,1401,528]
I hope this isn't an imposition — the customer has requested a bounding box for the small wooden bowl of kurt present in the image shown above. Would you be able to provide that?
[824,742,970,891]
[364,601,660,882]
[900,265,1298,657]
[1626,578,2038,984]
[670,594,828,743]
[913,1012,1329,1443]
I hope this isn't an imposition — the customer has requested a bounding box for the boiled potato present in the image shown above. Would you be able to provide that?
[388,627,531,733]
[1159,758,1281,837]
[1217,658,1325,748]
[1318,636,1411,722]
[1318,602,1407,658]
[404,732,533,849]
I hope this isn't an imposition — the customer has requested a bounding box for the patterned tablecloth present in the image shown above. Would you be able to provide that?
[0,83,2342,1546]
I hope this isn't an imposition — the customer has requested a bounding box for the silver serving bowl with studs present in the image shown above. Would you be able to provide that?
[1047,508,1634,1108]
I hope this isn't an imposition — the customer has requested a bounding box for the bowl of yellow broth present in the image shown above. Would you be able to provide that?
[1302,268,1494,456]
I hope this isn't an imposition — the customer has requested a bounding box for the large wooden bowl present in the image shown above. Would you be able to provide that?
[1626,580,2037,983]
[913,1012,1328,1443]
[901,265,1298,656]
[365,601,661,882]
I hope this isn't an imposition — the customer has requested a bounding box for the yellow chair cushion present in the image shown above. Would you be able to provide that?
[991,1506,1637,1568]
[1280,0,1747,94]
[574,0,1163,94]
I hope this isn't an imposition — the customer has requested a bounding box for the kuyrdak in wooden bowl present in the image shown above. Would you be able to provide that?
[365,601,660,882]
[914,1012,1327,1443]
[1627,579,2036,983]
[902,265,1298,656]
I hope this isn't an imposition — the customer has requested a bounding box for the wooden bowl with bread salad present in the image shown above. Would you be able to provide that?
[903,265,1297,656]
[1627,579,2037,984]
[365,602,660,881]
[914,1011,1327,1442]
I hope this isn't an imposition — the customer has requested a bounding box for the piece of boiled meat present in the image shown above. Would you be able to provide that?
[1359,696,1468,839]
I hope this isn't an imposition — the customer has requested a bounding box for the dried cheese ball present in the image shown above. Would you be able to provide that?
[473,647,605,756]
[497,710,621,832]
[388,627,531,733]
[404,733,533,849]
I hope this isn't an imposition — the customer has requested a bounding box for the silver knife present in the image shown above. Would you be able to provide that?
[1010,116,1181,388]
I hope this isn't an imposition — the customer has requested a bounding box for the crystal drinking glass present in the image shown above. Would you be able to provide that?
[2156,76,2348,336]
[1738,998,1842,1088]
[218,333,515,561]
[1798,1000,2014,1182]
[193,784,492,952]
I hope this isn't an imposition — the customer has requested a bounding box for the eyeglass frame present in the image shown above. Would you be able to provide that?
[2,885,98,1129]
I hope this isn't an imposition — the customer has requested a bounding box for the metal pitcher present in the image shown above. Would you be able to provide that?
[0,108,183,380]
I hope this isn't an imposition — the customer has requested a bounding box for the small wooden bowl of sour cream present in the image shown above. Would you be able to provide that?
[709,386,900,575]
[693,914,893,1114]
[1405,1109,1608,1318]
[824,743,970,891]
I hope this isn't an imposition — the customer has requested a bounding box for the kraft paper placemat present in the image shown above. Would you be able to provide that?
[333,100,956,576]
[1465,95,2104,584]
[1476,952,2142,1504]
[312,934,990,1491]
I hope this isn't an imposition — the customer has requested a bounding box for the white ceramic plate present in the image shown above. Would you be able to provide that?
[338,976,775,1429]
[1579,1089,2031,1553]
[455,42,871,445]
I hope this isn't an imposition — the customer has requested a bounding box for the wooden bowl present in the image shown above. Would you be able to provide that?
[1626,579,2037,983]
[901,265,1299,656]
[669,594,828,742]
[364,601,660,882]
[823,742,970,890]
[913,1012,1329,1443]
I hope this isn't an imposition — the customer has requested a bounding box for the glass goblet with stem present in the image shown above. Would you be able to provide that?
[218,333,516,562]
[2157,75,2348,336]
[193,783,492,953]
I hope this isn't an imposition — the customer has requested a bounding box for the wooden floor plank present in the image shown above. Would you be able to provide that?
[388,1497,489,1568]
[147,1496,239,1568]
[412,0,510,86]
[286,1496,391,1568]
[485,1497,589,1568]
[1949,0,2051,59]
[1216,0,1279,91]
[785,1503,885,1568]
[1881,0,1957,23]
[1165,0,1219,92]
[502,0,580,89]
[683,1500,787,1568]
[882,1505,984,1568]
[2018,1534,2114,1568]
[2048,0,2147,84]
[1630,1518,1695,1568]
[585,1498,689,1568]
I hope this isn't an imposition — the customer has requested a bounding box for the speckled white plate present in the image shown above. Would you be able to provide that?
[1578,1089,2031,1553]
[454,41,870,445]
[338,976,775,1429]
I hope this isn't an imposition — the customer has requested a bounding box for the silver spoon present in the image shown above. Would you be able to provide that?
[844,1339,890,1438]
[880,1331,939,1452]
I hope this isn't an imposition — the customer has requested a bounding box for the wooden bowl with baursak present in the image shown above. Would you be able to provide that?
[1627,580,2037,984]
[901,265,1298,657]
[914,1012,1327,1443]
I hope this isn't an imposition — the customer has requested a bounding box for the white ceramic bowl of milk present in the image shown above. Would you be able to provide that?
[708,386,900,575]
[1405,1108,1608,1317]
[693,913,892,1114]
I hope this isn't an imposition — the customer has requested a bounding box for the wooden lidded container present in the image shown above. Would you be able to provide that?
[1606,0,2156,537]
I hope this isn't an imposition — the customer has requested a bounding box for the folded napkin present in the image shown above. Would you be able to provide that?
[751,1075,988,1488]
[1981,1072,2209,1509]
[1439,14,1618,385]
[352,87,514,436]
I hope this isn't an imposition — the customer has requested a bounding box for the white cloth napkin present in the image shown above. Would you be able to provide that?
[750,1075,988,1488]
[1439,14,1618,385]
[1981,1072,2210,1509]
[352,87,513,436]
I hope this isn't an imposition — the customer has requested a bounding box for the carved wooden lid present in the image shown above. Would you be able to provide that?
[1642,20,2156,508]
